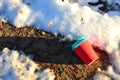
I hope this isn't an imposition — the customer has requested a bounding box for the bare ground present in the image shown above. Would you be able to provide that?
[0,22,110,80]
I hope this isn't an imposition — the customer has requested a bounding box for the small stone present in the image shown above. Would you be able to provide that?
[41,31,46,36]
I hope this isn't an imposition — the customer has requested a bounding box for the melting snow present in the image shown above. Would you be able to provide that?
[0,48,55,80]
[0,0,120,79]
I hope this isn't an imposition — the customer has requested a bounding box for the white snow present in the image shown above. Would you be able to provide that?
[0,0,120,79]
[0,48,55,80]
[93,73,111,80]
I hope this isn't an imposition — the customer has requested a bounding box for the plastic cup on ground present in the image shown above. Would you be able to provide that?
[72,37,99,65]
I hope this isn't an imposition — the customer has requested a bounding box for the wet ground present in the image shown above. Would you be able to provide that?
[0,22,110,80]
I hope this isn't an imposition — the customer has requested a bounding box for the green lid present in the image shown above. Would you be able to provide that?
[72,36,87,51]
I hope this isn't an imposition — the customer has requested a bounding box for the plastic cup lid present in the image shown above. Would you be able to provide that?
[72,36,87,51]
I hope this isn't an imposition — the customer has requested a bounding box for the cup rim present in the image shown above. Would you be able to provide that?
[72,36,87,51]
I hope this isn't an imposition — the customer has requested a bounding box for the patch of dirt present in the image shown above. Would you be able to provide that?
[0,22,110,80]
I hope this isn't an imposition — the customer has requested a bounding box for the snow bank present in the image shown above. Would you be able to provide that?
[0,48,55,80]
[93,66,120,80]
[0,0,120,80]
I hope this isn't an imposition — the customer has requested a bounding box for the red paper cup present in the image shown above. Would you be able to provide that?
[72,37,99,65]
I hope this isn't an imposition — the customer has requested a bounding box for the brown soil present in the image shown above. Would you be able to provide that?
[0,22,110,80]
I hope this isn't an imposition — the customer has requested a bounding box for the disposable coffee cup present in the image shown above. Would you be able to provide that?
[72,37,98,65]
